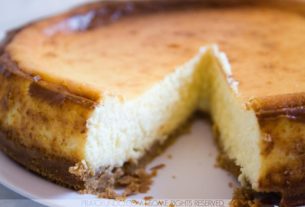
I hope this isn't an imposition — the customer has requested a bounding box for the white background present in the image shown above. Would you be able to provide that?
[0,0,98,36]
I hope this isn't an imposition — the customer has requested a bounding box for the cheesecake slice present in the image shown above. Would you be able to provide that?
[1,0,305,205]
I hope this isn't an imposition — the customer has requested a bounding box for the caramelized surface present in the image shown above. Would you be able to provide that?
[6,2,305,102]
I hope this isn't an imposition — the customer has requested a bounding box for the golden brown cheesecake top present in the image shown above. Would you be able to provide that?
[4,1,305,103]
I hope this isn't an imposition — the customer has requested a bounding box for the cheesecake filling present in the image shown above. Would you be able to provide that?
[207,53,261,190]
[85,47,207,169]
[85,45,261,191]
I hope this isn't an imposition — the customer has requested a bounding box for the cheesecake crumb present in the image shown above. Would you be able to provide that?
[172,175,176,179]
[167,154,173,159]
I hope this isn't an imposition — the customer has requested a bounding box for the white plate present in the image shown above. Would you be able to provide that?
[0,1,236,206]
[0,119,236,207]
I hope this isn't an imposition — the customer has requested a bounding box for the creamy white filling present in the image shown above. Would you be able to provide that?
[86,47,208,169]
[208,54,260,189]
[85,45,260,189]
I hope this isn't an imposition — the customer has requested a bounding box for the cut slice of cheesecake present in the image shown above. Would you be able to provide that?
[1,0,305,205]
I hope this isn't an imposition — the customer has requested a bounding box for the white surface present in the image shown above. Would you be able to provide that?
[0,0,98,32]
[0,1,236,207]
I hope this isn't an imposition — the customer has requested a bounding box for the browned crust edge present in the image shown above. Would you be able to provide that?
[248,93,305,121]
[0,129,84,190]
[0,53,97,108]
[0,58,94,190]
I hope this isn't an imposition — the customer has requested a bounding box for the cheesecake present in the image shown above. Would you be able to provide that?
[1,0,305,205]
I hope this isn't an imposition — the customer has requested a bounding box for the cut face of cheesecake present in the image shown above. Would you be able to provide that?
[1,0,305,205]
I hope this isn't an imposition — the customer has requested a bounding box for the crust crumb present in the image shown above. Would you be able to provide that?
[169,203,175,207]
[115,196,126,201]
[150,164,165,171]
[69,160,91,179]
[230,188,262,207]
[98,188,118,199]
[144,196,153,200]
[228,182,234,188]
[121,168,154,196]
[132,200,139,204]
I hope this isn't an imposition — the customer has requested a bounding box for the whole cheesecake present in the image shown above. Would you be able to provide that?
[1,0,305,205]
